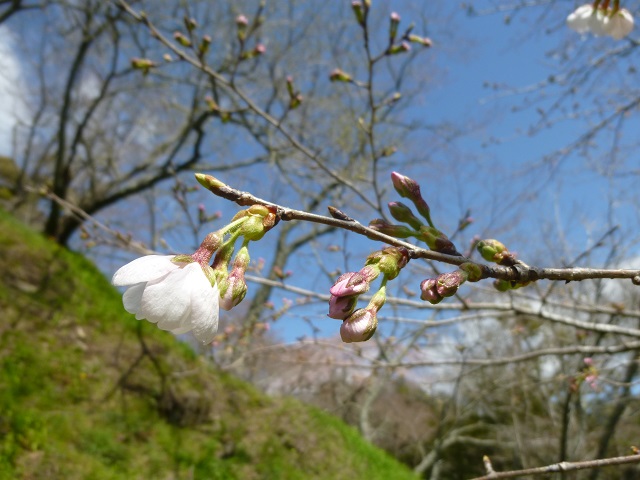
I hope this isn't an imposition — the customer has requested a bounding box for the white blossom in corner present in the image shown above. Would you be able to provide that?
[606,8,634,39]
[112,255,220,344]
[567,4,594,33]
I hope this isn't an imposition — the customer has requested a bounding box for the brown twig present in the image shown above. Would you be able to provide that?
[199,176,640,284]
[470,453,640,479]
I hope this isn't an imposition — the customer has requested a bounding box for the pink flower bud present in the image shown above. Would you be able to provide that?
[329,269,376,297]
[328,294,358,320]
[436,270,467,298]
[219,246,249,311]
[389,12,400,41]
[420,278,443,304]
[340,308,377,343]
[390,172,433,225]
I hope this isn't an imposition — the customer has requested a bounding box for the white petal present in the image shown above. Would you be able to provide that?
[185,265,220,344]
[607,10,634,39]
[122,283,145,316]
[157,303,192,333]
[588,10,609,36]
[112,255,179,286]
[139,266,192,325]
[567,5,593,33]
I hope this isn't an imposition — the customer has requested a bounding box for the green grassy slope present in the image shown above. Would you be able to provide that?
[0,210,416,480]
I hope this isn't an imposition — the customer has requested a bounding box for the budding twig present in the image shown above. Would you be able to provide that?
[196,173,640,285]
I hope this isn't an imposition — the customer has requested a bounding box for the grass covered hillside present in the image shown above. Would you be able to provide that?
[0,209,417,480]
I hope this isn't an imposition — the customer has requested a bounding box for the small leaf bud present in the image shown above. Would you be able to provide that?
[389,12,401,42]
[388,41,411,55]
[236,14,249,41]
[329,68,352,82]
[195,173,227,190]
[199,35,211,56]
[351,1,365,26]
[408,34,433,47]
[173,31,192,47]
[184,16,197,32]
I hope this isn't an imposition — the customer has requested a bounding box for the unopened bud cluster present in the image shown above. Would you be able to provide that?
[328,247,409,343]
[420,263,482,304]
[475,239,532,291]
[368,172,458,255]
[196,174,279,309]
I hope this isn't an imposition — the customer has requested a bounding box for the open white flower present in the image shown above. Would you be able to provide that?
[588,7,610,36]
[606,8,634,39]
[112,255,220,344]
[567,4,594,33]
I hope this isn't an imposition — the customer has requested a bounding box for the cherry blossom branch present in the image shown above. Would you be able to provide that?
[471,452,640,480]
[197,174,640,285]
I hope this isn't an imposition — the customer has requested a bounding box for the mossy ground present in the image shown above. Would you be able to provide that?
[0,210,416,480]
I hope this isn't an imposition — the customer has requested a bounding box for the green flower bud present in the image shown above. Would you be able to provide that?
[388,201,423,230]
[460,262,483,282]
[477,239,517,266]
[195,173,226,190]
[493,279,512,292]
[389,12,400,42]
[329,68,352,82]
[387,41,411,55]
[417,226,457,255]
[390,172,433,226]
[368,219,414,238]
[173,31,192,47]
[351,1,365,26]
[235,204,279,241]
[366,247,409,280]
[408,34,432,47]
[199,35,211,56]
[477,239,506,262]
[184,16,197,32]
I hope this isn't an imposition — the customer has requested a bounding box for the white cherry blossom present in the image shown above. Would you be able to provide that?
[112,255,220,344]
[606,8,634,39]
[567,4,594,33]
